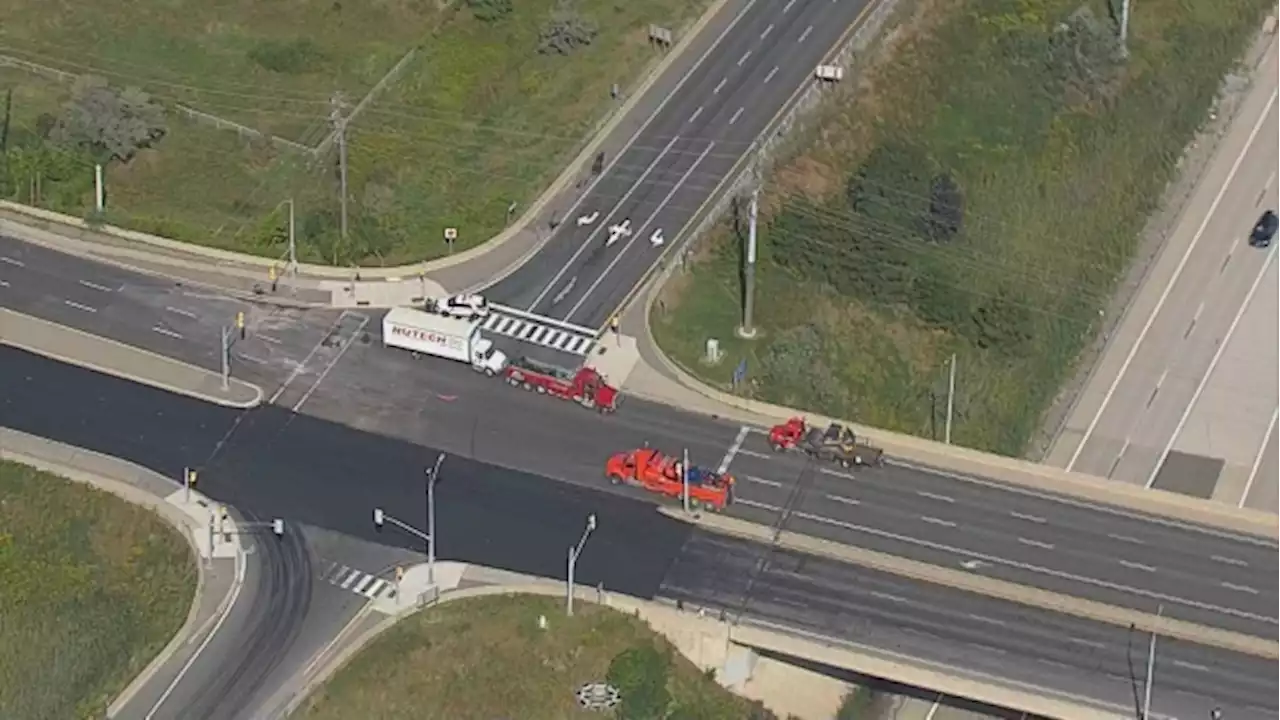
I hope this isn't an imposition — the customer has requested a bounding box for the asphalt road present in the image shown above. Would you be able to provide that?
[1,345,1275,719]
[661,532,1278,720]
[1,237,1276,640]
[485,0,869,329]
[1050,50,1279,503]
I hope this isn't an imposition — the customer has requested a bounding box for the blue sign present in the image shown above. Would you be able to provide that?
[733,358,748,387]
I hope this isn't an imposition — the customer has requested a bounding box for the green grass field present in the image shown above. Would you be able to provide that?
[297,593,778,720]
[652,0,1270,456]
[0,0,711,265]
[0,460,196,719]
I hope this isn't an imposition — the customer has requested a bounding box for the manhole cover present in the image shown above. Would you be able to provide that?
[574,682,621,711]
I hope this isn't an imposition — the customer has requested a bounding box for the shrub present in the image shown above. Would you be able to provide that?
[606,642,671,720]
[468,0,513,22]
[248,38,328,75]
[538,0,599,55]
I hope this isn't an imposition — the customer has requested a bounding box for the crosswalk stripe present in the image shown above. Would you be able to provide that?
[340,571,359,589]
[352,574,376,594]
[477,310,598,356]
[363,578,388,598]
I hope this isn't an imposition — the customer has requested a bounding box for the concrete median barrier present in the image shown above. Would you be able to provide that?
[0,308,263,408]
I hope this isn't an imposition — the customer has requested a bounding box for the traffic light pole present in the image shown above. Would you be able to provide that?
[220,326,231,391]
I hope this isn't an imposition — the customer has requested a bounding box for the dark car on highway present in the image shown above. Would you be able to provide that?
[1249,209,1277,248]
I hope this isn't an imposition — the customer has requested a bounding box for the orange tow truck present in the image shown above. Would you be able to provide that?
[605,447,735,510]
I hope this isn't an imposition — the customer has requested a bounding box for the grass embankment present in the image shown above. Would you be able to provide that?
[0,459,196,719]
[0,0,710,266]
[652,0,1270,455]
[297,593,781,720]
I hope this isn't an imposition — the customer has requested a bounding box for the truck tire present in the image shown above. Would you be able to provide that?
[536,385,546,394]
[484,368,496,377]
[608,475,620,485]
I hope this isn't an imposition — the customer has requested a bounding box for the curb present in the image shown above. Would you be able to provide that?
[281,582,575,717]
[0,307,264,409]
[637,276,1279,537]
[0,0,735,282]
[659,508,1277,660]
[0,438,213,717]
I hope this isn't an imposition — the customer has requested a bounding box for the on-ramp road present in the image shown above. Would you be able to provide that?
[486,0,871,329]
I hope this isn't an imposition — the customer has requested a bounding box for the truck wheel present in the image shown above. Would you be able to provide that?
[522,382,532,391]
[608,475,620,485]
[771,444,783,452]
[536,386,546,394]
[485,368,495,377]
[840,458,851,468]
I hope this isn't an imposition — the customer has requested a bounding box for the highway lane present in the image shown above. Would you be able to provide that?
[486,0,869,329]
[3,346,1275,718]
[1051,52,1279,496]
[721,436,1278,638]
[2,239,1277,638]
[661,532,1278,720]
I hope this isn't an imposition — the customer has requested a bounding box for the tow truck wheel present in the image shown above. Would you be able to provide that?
[536,385,546,394]
[522,382,531,391]
[608,475,620,485]
[484,368,495,377]
[771,443,783,452]
[840,458,851,468]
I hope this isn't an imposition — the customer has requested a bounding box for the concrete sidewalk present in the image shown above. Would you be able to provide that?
[0,426,246,719]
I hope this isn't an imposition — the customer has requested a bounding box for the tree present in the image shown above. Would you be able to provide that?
[606,643,671,720]
[51,75,166,163]
[537,0,598,56]
[468,0,513,22]
[927,173,964,243]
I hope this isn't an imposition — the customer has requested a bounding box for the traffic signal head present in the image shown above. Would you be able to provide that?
[373,508,385,530]
[395,566,405,582]
[587,514,597,532]
[272,518,285,537]
[235,311,245,328]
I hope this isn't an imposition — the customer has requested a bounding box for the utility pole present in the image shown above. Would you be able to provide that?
[1141,604,1163,720]
[737,187,760,339]
[1119,0,1132,58]
[944,353,957,445]
[330,93,349,240]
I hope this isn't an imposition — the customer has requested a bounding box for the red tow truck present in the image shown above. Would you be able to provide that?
[503,355,620,413]
[605,447,735,510]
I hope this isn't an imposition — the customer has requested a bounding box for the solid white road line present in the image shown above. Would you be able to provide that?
[64,299,96,313]
[528,135,682,310]
[144,542,245,719]
[291,314,368,413]
[166,306,197,319]
[1238,406,1278,508]
[565,141,716,321]
[1067,87,1279,471]
[718,426,751,473]
[1146,244,1277,488]
[520,0,764,309]
[152,326,183,339]
[269,314,349,405]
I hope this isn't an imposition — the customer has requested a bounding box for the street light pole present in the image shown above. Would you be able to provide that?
[944,353,957,445]
[1119,0,1132,58]
[425,453,444,585]
[682,448,690,513]
[566,513,597,617]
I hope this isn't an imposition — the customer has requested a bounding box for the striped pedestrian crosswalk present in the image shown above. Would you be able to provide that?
[322,562,396,601]
[480,309,597,356]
